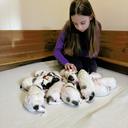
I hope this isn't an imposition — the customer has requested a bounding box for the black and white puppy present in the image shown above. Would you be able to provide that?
[61,82,81,106]
[60,69,78,84]
[78,69,95,103]
[20,71,62,91]
[20,76,43,91]
[41,71,62,90]
[46,81,65,105]
[23,85,46,113]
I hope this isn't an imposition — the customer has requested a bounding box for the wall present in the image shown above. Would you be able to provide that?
[0,0,69,30]
[0,0,128,30]
[90,0,128,30]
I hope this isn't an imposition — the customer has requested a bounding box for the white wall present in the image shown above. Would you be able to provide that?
[0,0,128,30]
[90,0,128,30]
[0,0,69,30]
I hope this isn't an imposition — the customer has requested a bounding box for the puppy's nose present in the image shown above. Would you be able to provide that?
[68,75,74,81]
[33,105,39,110]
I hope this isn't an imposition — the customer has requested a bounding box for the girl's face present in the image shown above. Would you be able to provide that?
[71,14,91,32]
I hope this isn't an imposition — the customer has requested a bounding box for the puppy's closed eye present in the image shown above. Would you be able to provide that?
[87,92,95,103]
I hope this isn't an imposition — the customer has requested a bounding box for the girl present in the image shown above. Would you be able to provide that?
[53,0,101,74]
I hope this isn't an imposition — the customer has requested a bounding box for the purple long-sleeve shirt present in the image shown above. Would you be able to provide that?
[53,32,69,65]
[53,31,90,65]
[53,21,101,65]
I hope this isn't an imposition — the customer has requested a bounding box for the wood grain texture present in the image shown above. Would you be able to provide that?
[0,30,127,73]
[0,30,60,70]
[99,31,128,64]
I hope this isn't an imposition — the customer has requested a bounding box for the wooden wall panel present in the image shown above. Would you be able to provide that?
[0,30,60,70]
[99,31,128,63]
[0,30,60,57]
[0,30,127,73]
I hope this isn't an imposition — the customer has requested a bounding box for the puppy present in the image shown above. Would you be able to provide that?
[89,72,117,96]
[20,75,47,91]
[20,76,37,91]
[89,72,109,96]
[22,71,62,91]
[93,80,111,96]
[46,81,65,105]
[89,72,102,80]
[93,77,117,96]
[41,71,62,89]
[78,69,95,103]
[60,69,78,84]
[61,82,81,106]
[34,70,49,77]
[23,85,46,113]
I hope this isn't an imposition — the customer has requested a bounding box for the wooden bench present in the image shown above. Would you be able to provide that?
[0,30,128,74]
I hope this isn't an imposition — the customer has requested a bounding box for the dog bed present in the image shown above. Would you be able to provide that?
[0,60,128,128]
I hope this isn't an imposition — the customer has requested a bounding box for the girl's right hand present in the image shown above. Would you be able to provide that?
[64,63,77,71]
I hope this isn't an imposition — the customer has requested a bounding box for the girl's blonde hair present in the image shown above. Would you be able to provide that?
[63,0,101,57]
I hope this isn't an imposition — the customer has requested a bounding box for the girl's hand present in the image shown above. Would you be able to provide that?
[64,63,77,71]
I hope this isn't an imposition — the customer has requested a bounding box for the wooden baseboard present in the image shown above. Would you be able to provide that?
[97,57,128,75]
[97,56,128,68]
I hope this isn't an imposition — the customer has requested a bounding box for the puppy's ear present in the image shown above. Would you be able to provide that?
[66,97,70,102]
[87,92,95,103]
[47,96,54,104]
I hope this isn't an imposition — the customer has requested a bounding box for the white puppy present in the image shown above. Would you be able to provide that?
[93,77,117,96]
[61,82,81,106]
[89,72,117,96]
[60,69,78,84]
[20,76,37,91]
[93,80,110,96]
[20,75,48,91]
[78,69,95,103]
[46,81,65,105]
[89,72,102,80]
[98,77,117,90]
[89,72,110,96]
[23,85,46,113]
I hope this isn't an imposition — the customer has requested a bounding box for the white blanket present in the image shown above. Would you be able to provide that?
[0,60,128,128]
